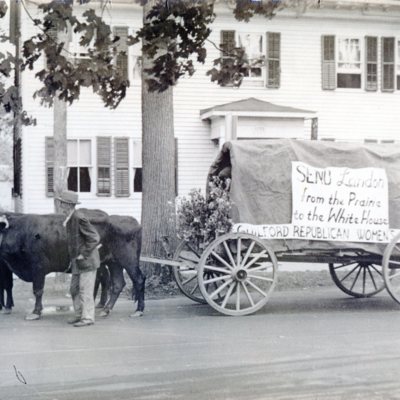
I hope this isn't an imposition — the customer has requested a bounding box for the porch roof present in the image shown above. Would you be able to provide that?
[200,98,316,120]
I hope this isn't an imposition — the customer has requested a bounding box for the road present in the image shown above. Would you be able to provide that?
[2,285,400,400]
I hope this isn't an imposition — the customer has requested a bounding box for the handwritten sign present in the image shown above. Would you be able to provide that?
[233,162,391,243]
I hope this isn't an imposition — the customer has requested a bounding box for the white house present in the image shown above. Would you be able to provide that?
[8,0,400,219]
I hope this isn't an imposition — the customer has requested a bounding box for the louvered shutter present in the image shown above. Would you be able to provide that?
[113,26,129,81]
[365,36,378,91]
[115,137,129,197]
[266,32,280,88]
[321,35,336,90]
[45,137,54,196]
[382,37,395,92]
[97,137,111,196]
[220,30,235,87]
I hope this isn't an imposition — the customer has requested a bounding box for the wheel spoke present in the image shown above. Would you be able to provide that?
[182,274,197,286]
[388,270,400,280]
[388,259,400,267]
[339,264,359,283]
[209,278,233,300]
[362,266,366,294]
[366,266,378,290]
[246,279,268,298]
[189,282,200,295]
[247,263,273,273]
[236,282,241,311]
[221,282,237,309]
[350,265,362,291]
[223,241,236,269]
[237,238,242,269]
[203,274,231,285]
[369,264,383,276]
[247,274,274,283]
[240,241,255,268]
[333,261,361,270]
[204,264,231,274]
[211,250,234,271]
[241,281,255,307]
[243,250,267,269]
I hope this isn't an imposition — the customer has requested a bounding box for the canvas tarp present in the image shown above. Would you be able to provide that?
[208,139,400,256]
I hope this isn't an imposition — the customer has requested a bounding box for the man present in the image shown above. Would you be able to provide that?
[57,190,101,327]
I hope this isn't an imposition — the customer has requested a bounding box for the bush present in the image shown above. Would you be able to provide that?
[175,176,233,250]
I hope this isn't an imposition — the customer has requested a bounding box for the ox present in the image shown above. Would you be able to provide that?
[0,209,145,320]
[0,259,13,313]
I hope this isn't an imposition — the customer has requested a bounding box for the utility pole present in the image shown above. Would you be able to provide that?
[10,0,22,207]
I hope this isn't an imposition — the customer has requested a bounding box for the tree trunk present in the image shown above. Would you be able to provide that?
[53,28,70,214]
[141,1,176,282]
[53,96,68,213]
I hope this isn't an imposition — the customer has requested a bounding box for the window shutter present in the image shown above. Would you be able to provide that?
[220,30,235,87]
[266,32,280,88]
[115,137,129,197]
[113,26,129,81]
[97,137,111,196]
[45,137,54,197]
[382,37,395,92]
[365,36,378,91]
[321,35,336,90]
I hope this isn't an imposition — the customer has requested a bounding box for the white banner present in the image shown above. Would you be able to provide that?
[233,162,391,243]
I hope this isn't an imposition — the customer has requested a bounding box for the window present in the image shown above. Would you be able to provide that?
[115,137,130,197]
[365,36,378,91]
[337,38,361,88]
[45,137,54,196]
[113,26,129,81]
[382,37,395,91]
[238,32,264,79]
[96,137,111,196]
[67,139,92,193]
[132,139,142,193]
[220,30,280,87]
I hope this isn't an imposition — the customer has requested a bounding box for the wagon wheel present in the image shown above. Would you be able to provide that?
[198,233,278,316]
[383,232,400,304]
[329,260,385,298]
[172,240,206,304]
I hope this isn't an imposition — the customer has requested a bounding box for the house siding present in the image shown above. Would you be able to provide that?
[17,3,400,217]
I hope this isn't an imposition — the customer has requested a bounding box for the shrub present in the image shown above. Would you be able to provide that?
[175,176,233,250]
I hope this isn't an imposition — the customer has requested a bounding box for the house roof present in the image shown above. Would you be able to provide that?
[200,98,316,120]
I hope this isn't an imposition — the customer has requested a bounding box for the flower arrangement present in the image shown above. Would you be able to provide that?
[175,176,233,250]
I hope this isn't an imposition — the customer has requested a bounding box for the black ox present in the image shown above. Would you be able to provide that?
[0,209,145,319]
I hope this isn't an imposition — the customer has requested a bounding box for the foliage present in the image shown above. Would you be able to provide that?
[22,1,127,108]
[176,176,232,250]
[135,0,215,92]
[0,0,286,117]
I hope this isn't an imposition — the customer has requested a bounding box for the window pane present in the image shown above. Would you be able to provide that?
[80,140,91,165]
[67,140,78,165]
[134,168,142,193]
[67,167,78,192]
[338,38,360,69]
[238,32,263,78]
[337,73,361,88]
[79,167,91,192]
[97,167,110,194]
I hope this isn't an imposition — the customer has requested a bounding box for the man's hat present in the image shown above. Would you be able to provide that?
[56,190,80,205]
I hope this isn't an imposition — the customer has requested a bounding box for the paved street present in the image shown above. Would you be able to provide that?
[2,283,400,400]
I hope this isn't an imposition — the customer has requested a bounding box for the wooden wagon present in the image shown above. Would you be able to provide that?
[145,139,400,316]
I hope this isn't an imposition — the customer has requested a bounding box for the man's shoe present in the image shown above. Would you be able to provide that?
[73,320,94,327]
[67,317,81,325]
